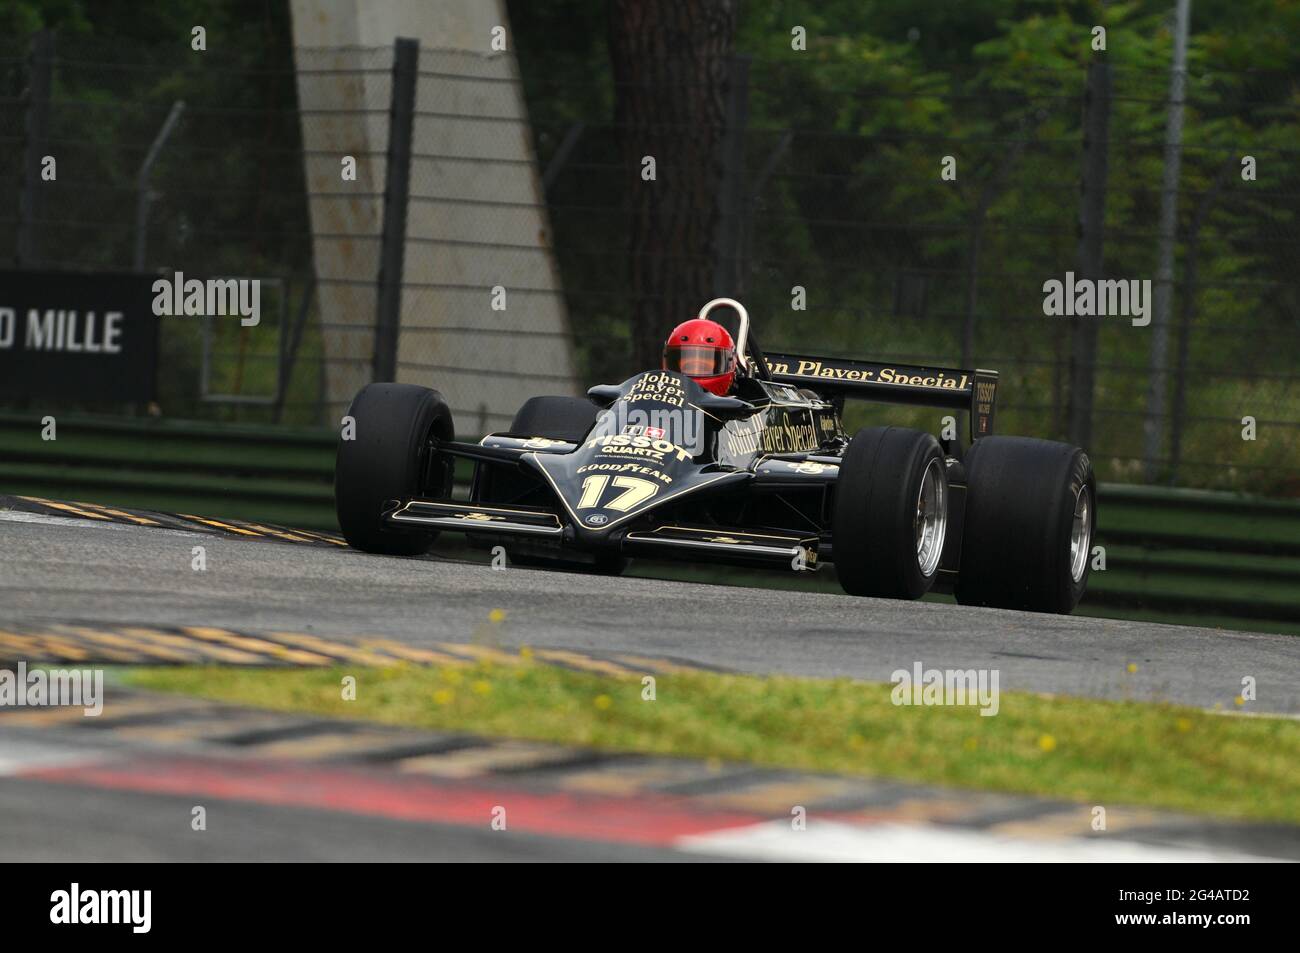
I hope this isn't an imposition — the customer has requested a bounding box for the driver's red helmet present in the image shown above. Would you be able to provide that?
[662,318,736,396]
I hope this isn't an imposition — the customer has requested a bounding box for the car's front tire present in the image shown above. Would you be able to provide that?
[510,395,599,442]
[491,393,626,574]
[954,436,1095,613]
[335,383,455,556]
[833,426,949,599]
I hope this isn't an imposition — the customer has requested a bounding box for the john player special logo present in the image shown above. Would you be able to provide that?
[768,359,971,391]
[724,414,820,456]
[601,376,703,455]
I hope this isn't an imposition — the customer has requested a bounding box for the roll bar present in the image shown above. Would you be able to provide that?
[697,297,754,374]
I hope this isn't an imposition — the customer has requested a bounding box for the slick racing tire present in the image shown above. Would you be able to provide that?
[833,426,949,599]
[511,396,600,443]
[954,436,1095,614]
[335,383,455,556]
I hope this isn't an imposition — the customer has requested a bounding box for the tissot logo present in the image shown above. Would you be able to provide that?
[602,397,703,455]
[50,883,151,933]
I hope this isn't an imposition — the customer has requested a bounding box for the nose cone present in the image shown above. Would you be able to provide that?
[525,370,738,540]
[533,447,666,538]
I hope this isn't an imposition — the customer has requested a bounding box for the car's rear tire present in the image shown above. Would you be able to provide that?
[833,426,949,599]
[510,396,599,443]
[335,383,455,556]
[954,436,1095,613]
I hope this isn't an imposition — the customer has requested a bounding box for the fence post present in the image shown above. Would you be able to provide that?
[961,219,982,371]
[133,100,186,270]
[1142,0,1191,481]
[1169,152,1235,482]
[1067,61,1112,450]
[16,30,54,266]
[542,121,586,191]
[373,36,419,383]
[962,124,1037,370]
[274,276,316,424]
[712,54,750,298]
[739,128,791,301]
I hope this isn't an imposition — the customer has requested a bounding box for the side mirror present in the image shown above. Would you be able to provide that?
[695,393,757,421]
[587,384,621,406]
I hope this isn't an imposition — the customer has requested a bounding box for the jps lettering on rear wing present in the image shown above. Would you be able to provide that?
[765,352,998,442]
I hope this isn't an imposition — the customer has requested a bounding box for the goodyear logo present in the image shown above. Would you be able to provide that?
[577,462,673,485]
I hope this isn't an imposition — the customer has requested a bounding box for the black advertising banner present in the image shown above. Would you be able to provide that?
[0,270,159,402]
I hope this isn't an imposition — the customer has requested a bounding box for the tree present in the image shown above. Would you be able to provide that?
[608,0,738,369]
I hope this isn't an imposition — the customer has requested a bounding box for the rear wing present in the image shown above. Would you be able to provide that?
[764,352,998,442]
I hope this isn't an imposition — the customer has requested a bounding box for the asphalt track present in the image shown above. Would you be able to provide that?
[0,777,712,862]
[3,509,1299,862]
[3,511,1299,714]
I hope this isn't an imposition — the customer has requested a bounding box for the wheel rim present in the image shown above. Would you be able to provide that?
[1069,485,1092,583]
[914,458,947,577]
[420,417,454,498]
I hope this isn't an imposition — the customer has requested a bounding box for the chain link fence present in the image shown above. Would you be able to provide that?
[528,54,1300,495]
[1,30,320,423]
[3,31,1297,494]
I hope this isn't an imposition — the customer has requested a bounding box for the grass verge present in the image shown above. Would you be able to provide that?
[125,659,1300,824]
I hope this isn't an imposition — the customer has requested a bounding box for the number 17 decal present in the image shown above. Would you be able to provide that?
[576,475,659,512]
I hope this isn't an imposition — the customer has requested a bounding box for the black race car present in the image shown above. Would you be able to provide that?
[335,299,1095,613]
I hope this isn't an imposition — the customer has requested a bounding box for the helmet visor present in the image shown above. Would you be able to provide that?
[665,345,732,378]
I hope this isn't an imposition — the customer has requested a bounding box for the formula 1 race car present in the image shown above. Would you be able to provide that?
[335,299,1095,613]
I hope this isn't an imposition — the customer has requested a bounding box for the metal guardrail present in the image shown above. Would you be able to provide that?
[0,412,340,529]
[1086,483,1300,628]
[1,412,1297,630]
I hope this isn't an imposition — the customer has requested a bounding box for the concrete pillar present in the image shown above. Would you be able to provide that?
[290,0,579,433]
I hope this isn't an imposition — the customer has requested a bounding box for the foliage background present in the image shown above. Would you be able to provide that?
[2,0,1298,493]
[514,0,1300,494]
